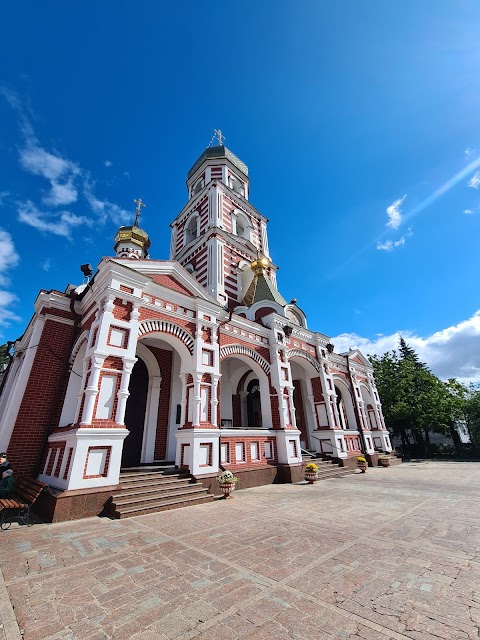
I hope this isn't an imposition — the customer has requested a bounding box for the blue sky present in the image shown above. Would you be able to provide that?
[1,1,480,382]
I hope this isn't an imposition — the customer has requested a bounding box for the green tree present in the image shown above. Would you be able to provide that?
[0,344,10,368]
[370,339,457,456]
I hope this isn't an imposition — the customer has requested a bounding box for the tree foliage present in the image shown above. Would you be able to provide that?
[0,344,10,368]
[369,338,475,456]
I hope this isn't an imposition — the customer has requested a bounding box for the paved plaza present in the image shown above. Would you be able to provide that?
[1,461,480,640]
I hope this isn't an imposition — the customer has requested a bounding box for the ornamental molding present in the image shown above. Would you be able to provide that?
[285,348,321,373]
[220,344,271,375]
[70,330,89,363]
[138,319,195,353]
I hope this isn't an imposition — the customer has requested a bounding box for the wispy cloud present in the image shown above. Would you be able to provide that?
[0,229,20,330]
[0,229,20,286]
[377,237,405,252]
[17,201,93,239]
[1,87,133,234]
[0,191,10,206]
[465,147,476,159]
[83,180,132,225]
[386,194,406,229]
[377,226,413,252]
[468,171,480,189]
[464,208,475,215]
[41,258,52,272]
[331,310,480,384]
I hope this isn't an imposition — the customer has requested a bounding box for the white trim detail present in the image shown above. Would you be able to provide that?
[286,349,321,373]
[69,330,89,364]
[138,320,195,353]
[220,344,270,374]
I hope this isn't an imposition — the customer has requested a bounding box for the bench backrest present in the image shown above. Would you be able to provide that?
[14,477,48,505]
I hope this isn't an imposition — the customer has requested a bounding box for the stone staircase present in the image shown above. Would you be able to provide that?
[107,465,214,519]
[301,451,355,480]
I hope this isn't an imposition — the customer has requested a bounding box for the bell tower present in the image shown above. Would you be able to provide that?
[170,133,274,305]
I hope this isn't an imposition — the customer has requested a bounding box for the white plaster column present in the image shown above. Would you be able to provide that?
[286,386,296,428]
[179,373,188,427]
[306,393,318,431]
[115,357,137,424]
[80,354,105,425]
[211,374,220,427]
[143,374,162,463]
[192,372,202,427]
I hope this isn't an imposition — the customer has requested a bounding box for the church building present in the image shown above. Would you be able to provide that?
[0,137,392,520]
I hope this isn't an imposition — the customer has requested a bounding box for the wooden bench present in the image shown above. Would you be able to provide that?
[0,477,48,530]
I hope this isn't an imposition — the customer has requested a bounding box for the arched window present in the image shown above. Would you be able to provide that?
[234,211,251,242]
[185,214,199,245]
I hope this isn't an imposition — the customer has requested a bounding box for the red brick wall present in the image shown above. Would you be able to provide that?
[8,318,76,477]
[147,274,193,297]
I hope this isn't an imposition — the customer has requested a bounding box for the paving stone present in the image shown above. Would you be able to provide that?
[2,461,480,639]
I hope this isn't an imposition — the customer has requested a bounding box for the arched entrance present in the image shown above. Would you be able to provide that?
[122,358,149,468]
[219,355,272,429]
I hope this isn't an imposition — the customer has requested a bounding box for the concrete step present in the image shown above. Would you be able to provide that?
[113,480,194,500]
[115,494,215,519]
[119,476,190,490]
[113,486,210,509]
[119,469,183,480]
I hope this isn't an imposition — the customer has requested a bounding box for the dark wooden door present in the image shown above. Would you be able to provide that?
[122,358,149,468]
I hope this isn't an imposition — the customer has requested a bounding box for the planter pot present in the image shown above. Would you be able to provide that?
[219,482,236,498]
[358,464,367,473]
[305,472,318,484]
[379,459,390,467]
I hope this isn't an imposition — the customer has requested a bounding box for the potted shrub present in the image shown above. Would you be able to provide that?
[304,462,319,484]
[357,456,367,473]
[216,470,239,498]
[378,455,390,467]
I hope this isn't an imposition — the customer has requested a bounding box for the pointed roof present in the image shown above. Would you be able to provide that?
[188,145,248,179]
[243,268,287,307]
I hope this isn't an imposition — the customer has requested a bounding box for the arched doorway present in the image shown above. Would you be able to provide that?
[122,358,149,468]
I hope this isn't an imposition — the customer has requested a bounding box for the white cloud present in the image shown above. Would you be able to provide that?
[1,88,132,233]
[468,171,480,189]
[41,258,52,272]
[0,229,20,329]
[465,147,476,159]
[0,290,20,329]
[0,191,10,206]
[464,208,474,215]
[83,181,132,224]
[331,310,480,384]
[377,237,405,252]
[17,201,93,239]
[386,194,406,229]
[0,229,20,286]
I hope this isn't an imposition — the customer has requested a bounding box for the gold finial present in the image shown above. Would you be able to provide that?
[133,198,146,226]
[214,129,225,146]
[251,252,270,273]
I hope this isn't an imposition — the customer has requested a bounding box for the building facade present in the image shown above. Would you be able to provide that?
[0,142,391,516]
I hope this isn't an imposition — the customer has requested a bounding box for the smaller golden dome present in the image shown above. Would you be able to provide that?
[114,225,151,252]
[250,255,270,273]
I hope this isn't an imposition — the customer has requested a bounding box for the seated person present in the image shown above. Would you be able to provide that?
[0,469,15,498]
[0,452,15,498]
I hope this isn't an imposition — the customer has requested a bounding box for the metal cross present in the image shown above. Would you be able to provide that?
[214,129,225,146]
[133,198,146,225]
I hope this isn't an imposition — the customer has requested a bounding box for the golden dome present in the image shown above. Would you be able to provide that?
[114,224,151,252]
[250,255,270,273]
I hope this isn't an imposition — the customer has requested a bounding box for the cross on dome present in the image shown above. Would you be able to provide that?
[133,198,146,226]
